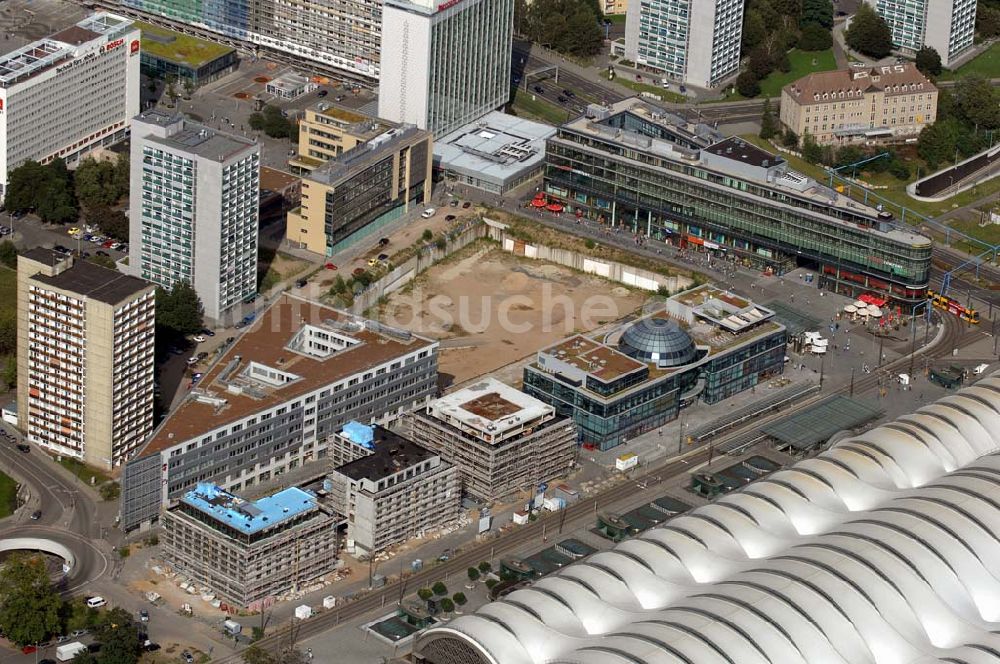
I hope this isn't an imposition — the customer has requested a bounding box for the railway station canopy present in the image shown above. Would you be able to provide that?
[414,372,1000,664]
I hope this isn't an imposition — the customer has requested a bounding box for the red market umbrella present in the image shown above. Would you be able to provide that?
[531,198,546,208]
[546,203,564,212]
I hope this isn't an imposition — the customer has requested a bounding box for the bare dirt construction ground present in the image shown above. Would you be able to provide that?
[381,247,648,387]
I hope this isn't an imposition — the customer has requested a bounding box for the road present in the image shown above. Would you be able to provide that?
[213,315,975,663]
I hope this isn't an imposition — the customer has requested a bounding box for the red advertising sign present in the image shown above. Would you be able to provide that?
[130,39,140,55]
[103,37,125,53]
[438,0,462,10]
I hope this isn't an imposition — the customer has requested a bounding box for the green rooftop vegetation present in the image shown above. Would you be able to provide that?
[136,21,235,67]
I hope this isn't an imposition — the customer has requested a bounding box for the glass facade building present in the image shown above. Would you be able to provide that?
[544,100,932,304]
[523,287,787,450]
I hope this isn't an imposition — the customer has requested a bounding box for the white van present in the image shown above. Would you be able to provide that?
[86,596,106,608]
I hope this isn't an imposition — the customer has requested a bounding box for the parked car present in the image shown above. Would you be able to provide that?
[353,267,366,277]
[86,597,106,608]
[533,85,544,94]
[182,651,194,663]
[421,208,436,218]
[449,199,459,207]
[67,227,81,235]
[139,609,149,623]
[563,89,575,97]
[70,630,88,638]
[367,257,380,267]
[196,352,208,361]
[95,250,109,257]
[30,510,41,520]
[186,357,198,366]
[110,242,122,250]
[192,335,205,343]
[102,240,115,248]
[317,89,328,97]
[378,237,390,247]
[200,328,215,337]
[445,215,456,222]
[462,202,472,209]
[295,278,307,288]
[16,443,29,453]
[324,262,337,270]
[557,95,568,104]
[377,253,389,262]
[225,337,235,345]
[53,245,70,254]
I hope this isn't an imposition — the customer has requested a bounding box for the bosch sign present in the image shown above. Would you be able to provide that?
[130,39,140,55]
[437,0,462,10]
[103,37,125,53]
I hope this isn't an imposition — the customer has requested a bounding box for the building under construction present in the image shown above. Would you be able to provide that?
[409,378,577,502]
[162,483,339,610]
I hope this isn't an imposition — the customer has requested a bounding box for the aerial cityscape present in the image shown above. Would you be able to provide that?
[0,0,999,662]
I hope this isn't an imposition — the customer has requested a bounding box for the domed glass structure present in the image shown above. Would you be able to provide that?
[618,317,697,366]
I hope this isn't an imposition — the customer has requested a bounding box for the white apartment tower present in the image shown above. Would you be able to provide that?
[624,0,744,89]
[17,250,155,470]
[378,0,513,137]
[0,13,140,198]
[865,0,977,67]
[128,110,260,322]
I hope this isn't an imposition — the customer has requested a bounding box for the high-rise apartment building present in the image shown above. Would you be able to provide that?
[327,424,460,556]
[0,13,140,198]
[111,0,379,80]
[865,0,976,67]
[624,0,743,88]
[17,249,155,470]
[378,0,513,136]
[128,110,259,322]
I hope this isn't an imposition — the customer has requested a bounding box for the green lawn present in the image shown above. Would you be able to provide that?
[604,13,626,23]
[0,470,17,519]
[57,457,111,487]
[757,49,838,98]
[510,88,572,125]
[938,42,1000,81]
[136,21,235,67]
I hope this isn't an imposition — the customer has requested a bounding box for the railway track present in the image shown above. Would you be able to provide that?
[213,317,976,663]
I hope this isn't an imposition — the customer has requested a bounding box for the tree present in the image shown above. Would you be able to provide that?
[799,22,832,51]
[759,98,779,140]
[156,281,205,340]
[781,128,799,148]
[478,561,492,573]
[243,645,276,664]
[520,0,604,57]
[834,145,865,169]
[467,567,480,582]
[801,132,824,164]
[747,46,774,79]
[99,482,121,501]
[87,206,129,242]
[453,592,467,606]
[800,0,832,28]
[742,10,767,52]
[0,308,16,356]
[845,4,893,58]
[421,229,433,242]
[439,597,455,613]
[4,160,46,214]
[915,46,942,77]
[0,240,16,269]
[62,598,99,634]
[917,117,964,168]
[432,581,448,596]
[2,356,16,390]
[978,4,1000,38]
[74,158,121,210]
[953,76,1000,131]
[888,159,910,180]
[0,554,63,645]
[736,71,761,98]
[94,606,140,664]
[417,588,433,601]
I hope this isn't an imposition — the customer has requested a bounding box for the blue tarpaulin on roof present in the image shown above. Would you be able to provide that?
[342,421,374,449]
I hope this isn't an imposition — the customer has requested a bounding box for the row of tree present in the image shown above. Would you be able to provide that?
[514,0,604,58]
[0,554,142,664]
[736,0,834,98]
[917,76,1000,169]
[249,105,296,140]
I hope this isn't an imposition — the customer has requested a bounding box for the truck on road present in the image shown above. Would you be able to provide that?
[56,642,88,661]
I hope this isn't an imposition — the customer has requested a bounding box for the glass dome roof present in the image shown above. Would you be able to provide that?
[618,317,697,366]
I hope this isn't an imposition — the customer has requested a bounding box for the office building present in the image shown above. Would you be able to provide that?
[781,64,938,144]
[378,0,514,137]
[328,424,460,556]
[524,286,786,450]
[545,98,933,304]
[17,249,155,469]
[410,378,576,501]
[624,0,743,88]
[162,483,338,610]
[136,21,237,88]
[434,111,555,195]
[289,103,393,174]
[128,110,259,322]
[866,0,976,67]
[413,374,1000,664]
[0,13,140,198]
[112,0,379,80]
[287,124,433,256]
[120,294,438,531]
